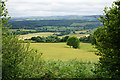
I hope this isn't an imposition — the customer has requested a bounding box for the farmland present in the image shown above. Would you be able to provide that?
[59,34,89,38]
[5,15,101,78]
[8,29,36,31]
[30,43,99,61]
[18,29,92,40]
[19,32,60,39]
[19,32,89,39]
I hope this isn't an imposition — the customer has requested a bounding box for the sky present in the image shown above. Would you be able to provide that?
[6,0,116,17]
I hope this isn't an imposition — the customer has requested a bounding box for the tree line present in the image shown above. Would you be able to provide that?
[28,35,69,43]
[27,35,91,43]
[8,19,102,29]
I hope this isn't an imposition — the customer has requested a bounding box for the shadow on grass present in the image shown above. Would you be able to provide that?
[64,46,71,48]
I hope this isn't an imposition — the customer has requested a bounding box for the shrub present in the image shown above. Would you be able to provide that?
[41,59,96,78]
[91,1,120,78]
[2,33,43,79]
[1,1,43,79]
[67,36,80,48]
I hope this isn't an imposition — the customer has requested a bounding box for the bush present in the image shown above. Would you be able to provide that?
[67,36,80,48]
[41,59,97,78]
[2,33,44,79]
[2,33,43,79]
[30,35,61,43]
[79,36,91,43]
[1,1,44,79]
[91,1,120,78]
[60,36,69,42]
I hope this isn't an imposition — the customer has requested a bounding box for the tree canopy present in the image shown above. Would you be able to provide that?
[67,36,80,49]
[1,1,43,79]
[91,0,120,78]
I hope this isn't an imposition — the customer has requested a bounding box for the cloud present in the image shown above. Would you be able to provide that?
[6,0,116,17]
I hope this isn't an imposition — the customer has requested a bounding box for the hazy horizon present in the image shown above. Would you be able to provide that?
[6,0,116,17]
[10,14,102,18]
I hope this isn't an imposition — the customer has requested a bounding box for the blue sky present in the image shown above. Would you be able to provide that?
[6,0,116,17]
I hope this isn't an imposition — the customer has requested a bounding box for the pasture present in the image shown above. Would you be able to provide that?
[30,43,99,61]
[8,29,36,31]
[59,34,89,38]
[75,30,89,33]
[19,32,59,39]
[70,22,99,26]
[19,31,89,40]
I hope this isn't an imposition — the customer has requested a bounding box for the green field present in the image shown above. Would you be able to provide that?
[70,22,99,26]
[75,30,89,33]
[8,29,36,31]
[59,34,89,38]
[19,32,89,40]
[30,43,99,61]
[19,32,59,39]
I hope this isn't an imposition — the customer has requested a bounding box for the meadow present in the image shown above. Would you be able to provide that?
[70,22,99,26]
[19,30,90,40]
[30,43,99,61]
[19,32,59,39]
[75,30,90,33]
[8,29,36,31]
[59,34,89,38]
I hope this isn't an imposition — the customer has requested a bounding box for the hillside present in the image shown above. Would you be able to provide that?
[8,15,103,29]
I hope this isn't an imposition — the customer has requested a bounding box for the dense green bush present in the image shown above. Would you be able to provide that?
[67,36,80,48]
[79,36,91,43]
[30,35,70,43]
[91,1,120,78]
[30,35,61,43]
[60,36,69,42]
[41,59,97,78]
[1,1,43,79]
[2,33,43,79]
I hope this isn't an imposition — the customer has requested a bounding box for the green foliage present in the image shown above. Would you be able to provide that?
[115,0,120,5]
[7,19,102,29]
[60,36,69,42]
[92,1,120,78]
[41,59,97,78]
[79,36,91,43]
[56,30,71,36]
[30,35,61,43]
[67,36,80,48]
[2,34,43,79]
[30,35,70,43]
[0,1,11,33]
[1,1,43,79]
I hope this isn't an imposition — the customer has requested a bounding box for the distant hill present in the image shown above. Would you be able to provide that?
[8,15,103,29]
[10,15,101,20]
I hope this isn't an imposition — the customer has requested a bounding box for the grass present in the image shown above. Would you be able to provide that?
[30,43,99,61]
[59,34,89,38]
[21,29,36,31]
[75,30,89,33]
[15,20,24,21]
[8,29,36,31]
[18,29,91,40]
[70,22,98,26]
[19,32,59,39]
[8,29,18,31]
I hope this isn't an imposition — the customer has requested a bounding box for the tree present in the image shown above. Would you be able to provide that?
[60,36,69,42]
[79,36,91,43]
[67,36,80,48]
[1,1,43,79]
[91,0,120,78]
[1,0,11,33]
